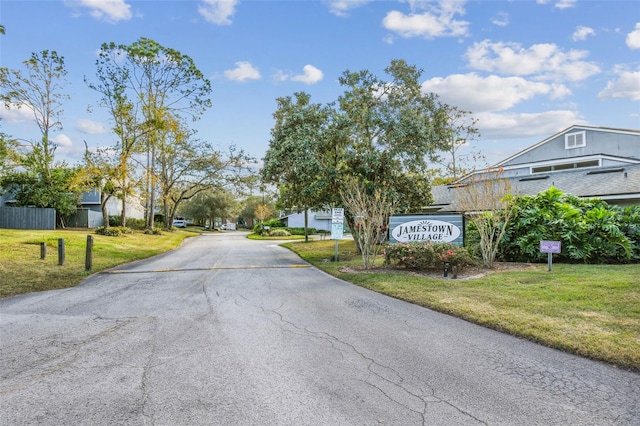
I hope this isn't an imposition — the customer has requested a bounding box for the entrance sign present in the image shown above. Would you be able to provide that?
[388,215,464,246]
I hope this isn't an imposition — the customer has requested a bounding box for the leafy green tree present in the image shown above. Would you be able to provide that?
[1,166,82,227]
[261,92,335,240]
[0,132,21,179]
[262,60,455,259]
[179,189,237,228]
[87,37,212,230]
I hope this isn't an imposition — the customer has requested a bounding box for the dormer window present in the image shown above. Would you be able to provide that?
[565,131,586,149]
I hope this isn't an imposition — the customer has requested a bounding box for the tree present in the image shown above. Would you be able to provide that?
[436,105,483,181]
[155,116,251,230]
[1,50,69,181]
[263,60,456,262]
[261,92,336,241]
[339,178,395,269]
[179,189,237,228]
[0,132,21,178]
[86,37,212,230]
[254,204,272,223]
[455,170,514,268]
[1,166,83,227]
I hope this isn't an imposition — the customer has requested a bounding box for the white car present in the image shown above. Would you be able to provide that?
[173,219,187,228]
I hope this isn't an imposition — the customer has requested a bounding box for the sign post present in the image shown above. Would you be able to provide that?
[540,240,561,272]
[331,208,344,262]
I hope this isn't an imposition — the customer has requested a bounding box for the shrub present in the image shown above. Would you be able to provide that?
[95,226,132,237]
[287,227,317,235]
[383,242,476,271]
[268,228,291,237]
[499,187,639,264]
[108,216,147,230]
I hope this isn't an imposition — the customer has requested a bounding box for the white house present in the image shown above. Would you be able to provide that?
[278,209,332,231]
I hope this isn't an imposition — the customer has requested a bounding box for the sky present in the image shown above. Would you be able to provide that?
[1,0,639,170]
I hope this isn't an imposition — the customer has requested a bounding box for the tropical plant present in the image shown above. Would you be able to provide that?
[499,187,639,263]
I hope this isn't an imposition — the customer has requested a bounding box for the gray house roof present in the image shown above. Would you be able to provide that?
[430,157,640,212]
[428,125,640,212]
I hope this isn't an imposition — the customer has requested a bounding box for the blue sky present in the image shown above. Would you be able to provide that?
[1,0,639,169]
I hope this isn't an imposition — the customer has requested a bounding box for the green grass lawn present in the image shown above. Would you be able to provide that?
[0,228,193,298]
[282,239,640,372]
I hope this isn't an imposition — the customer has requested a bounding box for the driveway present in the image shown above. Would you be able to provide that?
[1,232,638,425]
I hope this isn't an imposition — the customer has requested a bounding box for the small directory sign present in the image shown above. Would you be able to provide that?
[540,240,562,254]
[332,208,344,224]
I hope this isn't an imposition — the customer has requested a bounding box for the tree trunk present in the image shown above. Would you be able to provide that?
[101,191,110,229]
[120,194,127,227]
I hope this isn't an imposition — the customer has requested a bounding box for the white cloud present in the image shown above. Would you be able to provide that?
[224,62,261,82]
[291,65,324,85]
[626,23,640,49]
[276,65,324,85]
[598,69,640,101]
[66,0,133,23]
[199,0,238,25]
[491,11,509,27]
[325,0,372,17]
[421,73,571,113]
[473,110,585,139]
[382,1,469,39]
[554,0,577,9]
[52,134,73,148]
[0,103,33,124]
[572,26,595,41]
[76,119,108,134]
[465,40,601,82]
[536,0,576,9]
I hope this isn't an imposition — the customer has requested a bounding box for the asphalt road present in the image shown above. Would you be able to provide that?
[1,232,638,425]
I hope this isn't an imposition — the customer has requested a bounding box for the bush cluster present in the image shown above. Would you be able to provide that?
[108,216,147,230]
[383,242,476,271]
[499,187,640,264]
[268,229,291,237]
[95,226,133,237]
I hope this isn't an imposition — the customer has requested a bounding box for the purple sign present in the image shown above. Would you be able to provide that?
[540,240,561,254]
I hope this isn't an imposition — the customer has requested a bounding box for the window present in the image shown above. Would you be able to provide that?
[531,159,599,174]
[565,131,586,149]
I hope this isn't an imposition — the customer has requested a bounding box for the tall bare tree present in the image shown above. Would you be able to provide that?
[339,178,395,269]
[87,37,212,230]
[1,50,69,179]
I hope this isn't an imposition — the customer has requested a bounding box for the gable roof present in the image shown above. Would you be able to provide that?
[494,125,640,168]
[431,163,640,212]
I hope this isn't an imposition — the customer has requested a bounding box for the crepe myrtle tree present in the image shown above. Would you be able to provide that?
[455,169,515,268]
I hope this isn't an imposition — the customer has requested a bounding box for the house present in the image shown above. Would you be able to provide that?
[429,125,640,212]
[0,188,145,229]
[279,209,332,231]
